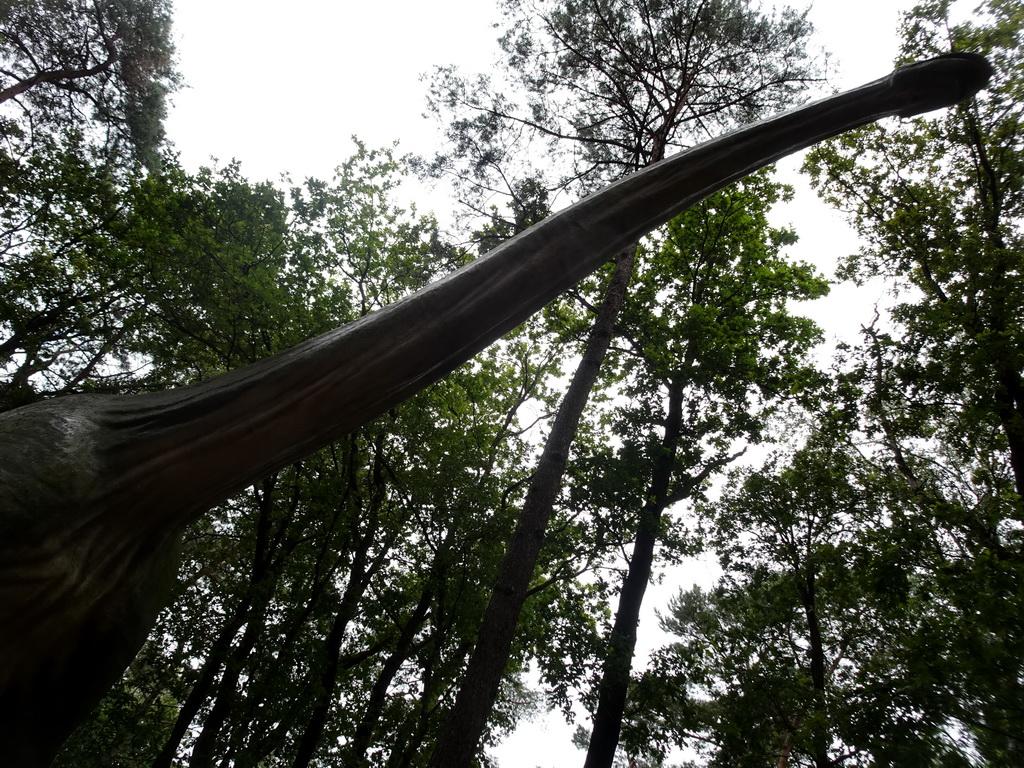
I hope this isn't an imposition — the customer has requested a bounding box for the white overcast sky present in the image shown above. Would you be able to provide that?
[161,1,970,765]
[164,0,925,181]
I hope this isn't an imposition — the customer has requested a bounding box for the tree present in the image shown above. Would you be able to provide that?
[0,0,179,411]
[45,146,565,768]
[632,2,1024,764]
[629,431,982,766]
[0,128,145,410]
[0,0,178,170]
[424,3,818,764]
[425,0,817,203]
[578,170,825,767]
[805,0,1024,759]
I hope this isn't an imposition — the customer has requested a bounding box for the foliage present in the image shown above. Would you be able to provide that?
[0,128,142,409]
[422,0,819,231]
[18,143,577,768]
[559,170,825,767]
[421,4,820,766]
[621,2,1024,766]
[7,0,1022,765]
[627,435,978,766]
[804,2,1024,758]
[0,0,179,170]
[0,0,179,408]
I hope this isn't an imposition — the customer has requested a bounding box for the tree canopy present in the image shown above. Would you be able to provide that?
[0,0,178,170]
[0,0,1019,766]
[620,1,1024,765]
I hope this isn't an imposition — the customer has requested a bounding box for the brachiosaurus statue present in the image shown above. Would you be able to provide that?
[0,53,991,766]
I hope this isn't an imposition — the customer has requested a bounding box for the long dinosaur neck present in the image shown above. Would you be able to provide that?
[96,53,991,534]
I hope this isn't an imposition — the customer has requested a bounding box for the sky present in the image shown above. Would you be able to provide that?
[162,1,953,764]
[164,0,922,182]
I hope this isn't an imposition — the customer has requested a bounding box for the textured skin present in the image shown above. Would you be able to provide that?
[0,53,991,766]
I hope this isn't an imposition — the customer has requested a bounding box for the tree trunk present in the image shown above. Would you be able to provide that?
[188,477,281,768]
[348,589,433,763]
[187,602,266,768]
[288,597,356,768]
[156,476,280,768]
[584,381,683,768]
[291,430,394,767]
[427,246,637,768]
[797,573,831,768]
[152,599,251,768]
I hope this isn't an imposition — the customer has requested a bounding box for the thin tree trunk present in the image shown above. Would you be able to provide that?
[584,381,683,768]
[348,589,433,763]
[291,431,391,768]
[288,593,357,768]
[798,573,831,768]
[993,357,1024,502]
[187,600,267,768]
[156,476,280,768]
[152,599,251,768]
[391,633,475,768]
[189,477,281,768]
[221,471,359,767]
[427,246,638,768]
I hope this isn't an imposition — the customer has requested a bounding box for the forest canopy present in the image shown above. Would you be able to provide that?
[0,1,1020,767]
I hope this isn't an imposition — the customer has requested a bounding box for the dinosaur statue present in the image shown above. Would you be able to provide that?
[0,53,991,766]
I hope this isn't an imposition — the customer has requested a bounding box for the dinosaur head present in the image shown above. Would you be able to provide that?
[891,52,994,117]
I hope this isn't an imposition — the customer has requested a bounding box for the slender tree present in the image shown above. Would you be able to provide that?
[425,2,818,763]
[580,171,826,767]
[625,428,969,766]
[45,148,562,767]
[621,3,1024,764]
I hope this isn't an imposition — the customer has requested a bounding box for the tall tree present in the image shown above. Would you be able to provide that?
[424,2,818,763]
[0,0,178,170]
[0,0,179,411]
[805,1,1024,758]
[627,427,988,766]
[0,129,144,410]
[613,5,1021,761]
[45,147,564,768]
[579,171,825,767]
